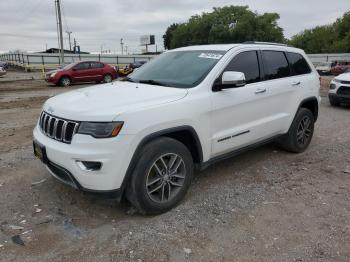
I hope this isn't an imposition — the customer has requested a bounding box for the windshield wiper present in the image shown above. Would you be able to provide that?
[138,79,170,87]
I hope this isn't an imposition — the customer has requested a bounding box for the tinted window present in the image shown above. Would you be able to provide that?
[286,52,311,75]
[75,62,90,70]
[262,51,290,80]
[225,51,260,84]
[91,62,104,69]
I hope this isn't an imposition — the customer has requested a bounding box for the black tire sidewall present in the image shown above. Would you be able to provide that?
[104,74,112,83]
[289,108,315,152]
[128,138,194,214]
[60,77,70,87]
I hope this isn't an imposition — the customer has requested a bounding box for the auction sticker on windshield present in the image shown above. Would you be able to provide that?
[198,53,223,59]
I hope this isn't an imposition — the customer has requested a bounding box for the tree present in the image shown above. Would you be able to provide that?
[163,6,284,49]
[289,12,350,53]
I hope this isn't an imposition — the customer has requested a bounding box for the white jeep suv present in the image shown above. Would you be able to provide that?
[33,43,320,214]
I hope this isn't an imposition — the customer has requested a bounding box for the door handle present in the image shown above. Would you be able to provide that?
[255,88,266,94]
[292,81,301,86]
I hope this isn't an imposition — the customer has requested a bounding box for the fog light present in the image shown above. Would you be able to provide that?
[329,83,336,90]
[76,160,102,171]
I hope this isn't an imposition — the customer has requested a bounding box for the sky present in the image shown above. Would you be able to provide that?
[0,0,349,54]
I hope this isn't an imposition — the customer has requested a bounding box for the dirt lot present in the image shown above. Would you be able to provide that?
[0,77,350,261]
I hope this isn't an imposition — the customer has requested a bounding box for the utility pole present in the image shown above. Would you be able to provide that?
[120,38,124,55]
[66,31,72,51]
[73,38,77,52]
[55,0,64,65]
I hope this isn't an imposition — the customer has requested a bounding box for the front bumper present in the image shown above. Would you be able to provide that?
[328,81,350,104]
[33,125,135,192]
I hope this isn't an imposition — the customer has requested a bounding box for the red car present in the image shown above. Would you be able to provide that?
[45,61,118,86]
[331,61,350,75]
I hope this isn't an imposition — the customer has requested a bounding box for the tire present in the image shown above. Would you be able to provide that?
[103,74,112,83]
[279,108,315,153]
[329,96,340,106]
[59,76,71,87]
[126,137,194,215]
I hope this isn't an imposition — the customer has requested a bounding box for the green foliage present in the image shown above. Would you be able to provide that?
[163,6,284,49]
[289,12,350,53]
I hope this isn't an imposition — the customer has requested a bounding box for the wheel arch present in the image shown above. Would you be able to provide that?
[298,96,319,122]
[59,75,72,83]
[119,125,203,199]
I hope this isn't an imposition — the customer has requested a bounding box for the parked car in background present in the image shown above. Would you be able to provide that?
[131,61,147,69]
[117,61,147,77]
[316,62,332,75]
[331,61,350,75]
[45,61,118,86]
[0,67,6,77]
[0,61,8,70]
[328,67,350,106]
[33,42,320,214]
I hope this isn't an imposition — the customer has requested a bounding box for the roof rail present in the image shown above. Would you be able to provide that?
[243,41,288,46]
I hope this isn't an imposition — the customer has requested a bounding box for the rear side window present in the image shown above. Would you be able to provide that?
[285,52,311,75]
[262,51,290,80]
[225,51,260,84]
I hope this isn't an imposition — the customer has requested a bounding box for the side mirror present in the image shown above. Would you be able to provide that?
[213,71,246,92]
[222,71,246,86]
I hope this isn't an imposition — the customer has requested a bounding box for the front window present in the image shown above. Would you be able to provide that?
[127,50,226,88]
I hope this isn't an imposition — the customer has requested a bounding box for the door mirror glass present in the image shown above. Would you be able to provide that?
[221,71,246,87]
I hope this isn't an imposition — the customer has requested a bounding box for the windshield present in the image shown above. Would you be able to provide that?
[345,68,350,73]
[62,62,78,70]
[127,50,225,88]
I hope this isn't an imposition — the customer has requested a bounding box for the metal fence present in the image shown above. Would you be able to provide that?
[307,53,350,65]
[1,51,350,70]
[0,52,156,71]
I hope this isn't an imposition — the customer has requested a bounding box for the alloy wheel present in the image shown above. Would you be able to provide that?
[296,115,312,146]
[146,153,186,204]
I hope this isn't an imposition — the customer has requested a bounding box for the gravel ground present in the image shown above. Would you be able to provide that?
[0,77,350,261]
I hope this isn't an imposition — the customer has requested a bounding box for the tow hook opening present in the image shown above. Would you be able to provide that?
[76,160,102,171]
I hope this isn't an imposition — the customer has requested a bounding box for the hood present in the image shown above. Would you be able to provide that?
[335,72,350,81]
[43,81,188,121]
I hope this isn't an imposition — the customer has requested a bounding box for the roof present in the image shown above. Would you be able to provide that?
[170,43,304,53]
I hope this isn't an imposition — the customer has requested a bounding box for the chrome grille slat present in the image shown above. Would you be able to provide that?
[53,119,58,139]
[38,111,79,144]
[62,121,68,142]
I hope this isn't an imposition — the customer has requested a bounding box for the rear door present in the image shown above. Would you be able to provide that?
[260,50,305,132]
[72,62,92,83]
[90,62,105,81]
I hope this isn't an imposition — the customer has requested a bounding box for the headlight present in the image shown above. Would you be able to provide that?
[50,72,57,77]
[77,122,124,138]
[333,79,341,83]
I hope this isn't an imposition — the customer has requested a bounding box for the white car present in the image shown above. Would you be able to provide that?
[328,68,350,106]
[315,62,332,75]
[0,66,6,77]
[33,42,320,214]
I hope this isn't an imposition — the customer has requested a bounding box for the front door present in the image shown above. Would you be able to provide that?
[72,62,92,82]
[210,49,293,157]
